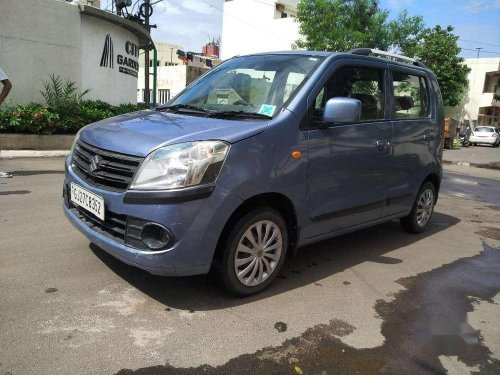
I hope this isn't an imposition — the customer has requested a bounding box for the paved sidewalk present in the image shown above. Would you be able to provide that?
[443,146,500,169]
[0,150,69,158]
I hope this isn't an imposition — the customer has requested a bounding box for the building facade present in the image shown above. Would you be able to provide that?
[0,0,151,105]
[137,41,220,104]
[446,58,500,128]
[221,0,299,60]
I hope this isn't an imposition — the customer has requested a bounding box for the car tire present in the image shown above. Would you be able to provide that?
[401,182,436,234]
[216,207,288,297]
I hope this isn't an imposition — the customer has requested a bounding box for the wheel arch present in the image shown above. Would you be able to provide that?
[422,173,441,202]
[212,192,299,265]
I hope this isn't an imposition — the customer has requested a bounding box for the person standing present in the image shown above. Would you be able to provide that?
[0,66,13,178]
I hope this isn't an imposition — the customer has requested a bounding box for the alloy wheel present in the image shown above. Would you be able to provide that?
[416,189,434,227]
[234,220,283,287]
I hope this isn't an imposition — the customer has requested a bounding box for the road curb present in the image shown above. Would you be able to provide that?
[0,150,70,158]
[443,159,500,171]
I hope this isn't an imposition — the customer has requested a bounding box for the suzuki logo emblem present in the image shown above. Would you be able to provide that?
[89,155,102,174]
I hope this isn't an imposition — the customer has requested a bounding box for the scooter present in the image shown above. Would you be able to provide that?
[460,133,470,147]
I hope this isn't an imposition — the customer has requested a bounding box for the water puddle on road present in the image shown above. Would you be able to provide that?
[116,242,500,375]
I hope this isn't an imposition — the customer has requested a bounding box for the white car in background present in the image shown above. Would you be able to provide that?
[470,126,500,147]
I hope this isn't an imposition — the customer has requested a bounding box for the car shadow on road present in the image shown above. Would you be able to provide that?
[89,212,460,311]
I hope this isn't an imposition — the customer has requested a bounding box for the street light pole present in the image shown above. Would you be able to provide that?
[144,0,151,106]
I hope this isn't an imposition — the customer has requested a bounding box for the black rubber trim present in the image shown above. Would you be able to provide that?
[310,200,385,222]
[123,184,215,204]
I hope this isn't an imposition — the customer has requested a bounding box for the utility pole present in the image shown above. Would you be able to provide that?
[144,0,151,106]
[475,47,483,59]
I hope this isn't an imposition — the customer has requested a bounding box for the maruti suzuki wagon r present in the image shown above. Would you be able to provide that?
[64,49,444,296]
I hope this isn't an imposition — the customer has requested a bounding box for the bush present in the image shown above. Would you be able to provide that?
[41,74,91,119]
[0,75,150,135]
[0,100,149,135]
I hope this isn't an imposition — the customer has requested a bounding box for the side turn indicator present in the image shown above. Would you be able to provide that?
[291,151,302,159]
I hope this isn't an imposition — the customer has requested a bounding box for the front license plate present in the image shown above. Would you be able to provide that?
[70,183,105,221]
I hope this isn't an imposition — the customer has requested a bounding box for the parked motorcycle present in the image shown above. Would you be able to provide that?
[460,132,470,147]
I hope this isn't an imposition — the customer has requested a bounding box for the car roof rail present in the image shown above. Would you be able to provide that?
[348,48,427,68]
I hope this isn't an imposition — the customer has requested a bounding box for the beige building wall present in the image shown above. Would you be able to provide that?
[0,0,145,105]
[221,0,300,60]
[139,41,184,68]
[445,57,500,128]
[137,65,209,104]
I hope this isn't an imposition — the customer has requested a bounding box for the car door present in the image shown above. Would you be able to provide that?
[383,67,436,216]
[304,60,392,238]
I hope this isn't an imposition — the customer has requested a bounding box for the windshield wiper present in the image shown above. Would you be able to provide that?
[157,104,209,114]
[206,110,272,120]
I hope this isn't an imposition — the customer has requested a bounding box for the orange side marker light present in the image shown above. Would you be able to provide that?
[291,151,302,159]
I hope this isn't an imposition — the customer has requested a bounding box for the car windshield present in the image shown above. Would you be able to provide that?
[475,127,493,132]
[162,54,324,118]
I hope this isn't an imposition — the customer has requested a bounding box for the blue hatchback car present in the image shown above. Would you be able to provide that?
[64,49,444,296]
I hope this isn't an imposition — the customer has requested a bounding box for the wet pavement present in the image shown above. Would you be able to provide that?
[117,242,500,375]
[441,171,500,206]
[0,158,499,375]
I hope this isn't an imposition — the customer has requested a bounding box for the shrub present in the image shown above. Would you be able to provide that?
[0,75,149,134]
[0,100,149,135]
[40,74,91,119]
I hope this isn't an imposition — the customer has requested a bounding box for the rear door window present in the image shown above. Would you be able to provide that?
[392,72,429,119]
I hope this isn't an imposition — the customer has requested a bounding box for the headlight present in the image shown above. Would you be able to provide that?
[130,141,230,190]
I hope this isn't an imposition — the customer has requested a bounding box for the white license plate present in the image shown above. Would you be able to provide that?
[70,183,105,221]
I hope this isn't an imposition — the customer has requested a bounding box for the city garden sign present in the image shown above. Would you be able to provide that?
[100,34,139,78]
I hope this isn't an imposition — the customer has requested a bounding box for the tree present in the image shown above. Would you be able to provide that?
[388,10,425,53]
[403,26,470,107]
[293,0,424,53]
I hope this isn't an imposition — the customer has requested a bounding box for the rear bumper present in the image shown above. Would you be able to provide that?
[63,159,243,276]
[469,135,498,145]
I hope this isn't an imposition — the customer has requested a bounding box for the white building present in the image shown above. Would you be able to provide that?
[0,0,151,105]
[137,41,221,104]
[446,58,500,128]
[221,0,300,60]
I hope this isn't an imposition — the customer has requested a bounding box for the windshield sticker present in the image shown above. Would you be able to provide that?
[258,104,277,116]
[309,57,318,61]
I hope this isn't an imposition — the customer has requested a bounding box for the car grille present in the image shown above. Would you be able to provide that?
[72,140,143,192]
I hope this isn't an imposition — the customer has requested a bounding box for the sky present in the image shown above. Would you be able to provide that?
[101,0,499,59]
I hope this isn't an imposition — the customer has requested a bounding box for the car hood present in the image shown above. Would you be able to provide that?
[79,110,269,157]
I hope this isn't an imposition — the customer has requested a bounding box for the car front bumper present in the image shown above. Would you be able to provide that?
[63,158,242,276]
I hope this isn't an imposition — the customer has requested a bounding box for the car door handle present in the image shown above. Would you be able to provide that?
[424,131,435,141]
[376,139,390,152]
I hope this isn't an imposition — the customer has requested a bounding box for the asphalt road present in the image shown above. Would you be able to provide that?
[443,144,500,166]
[441,171,500,206]
[0,158,499,375]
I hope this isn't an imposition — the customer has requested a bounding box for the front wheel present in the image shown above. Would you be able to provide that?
[401,182,436,234]
[216,208,288,296]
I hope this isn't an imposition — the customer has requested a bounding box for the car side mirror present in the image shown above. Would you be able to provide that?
[322,97,362,124]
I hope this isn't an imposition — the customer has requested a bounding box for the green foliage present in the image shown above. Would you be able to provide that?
[402,25,470,107]
[293,0,424,52]
[0,100,149,135]
[0,74,149,134]
[40,74,91,117]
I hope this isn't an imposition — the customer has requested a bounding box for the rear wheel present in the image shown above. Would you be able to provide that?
[216,208,288,296]
[401,182,436,234]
